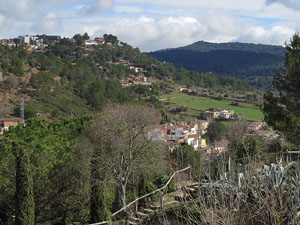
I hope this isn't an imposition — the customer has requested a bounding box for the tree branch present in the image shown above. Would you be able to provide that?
[89,166,191,225]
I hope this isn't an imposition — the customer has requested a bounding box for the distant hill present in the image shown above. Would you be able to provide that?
[0,35,250,120]
[148,41,286,89]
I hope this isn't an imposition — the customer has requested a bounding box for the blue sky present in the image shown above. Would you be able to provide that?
[0,0,299,51]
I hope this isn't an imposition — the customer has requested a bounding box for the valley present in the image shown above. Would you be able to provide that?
[160,91,264,121]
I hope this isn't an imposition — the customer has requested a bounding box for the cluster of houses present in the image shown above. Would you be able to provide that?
[203,108,235,121]
[109,59,145,73]
[0,35,46,52]
[146,118,270,161]
[148,121,209,150]
[147,120,230,161]
[107,58,160,87]
[119,75,159,87]
[0,35,109,52]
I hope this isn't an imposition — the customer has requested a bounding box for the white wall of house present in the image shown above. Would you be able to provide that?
[185,137,199,150]
[189,127,197,135]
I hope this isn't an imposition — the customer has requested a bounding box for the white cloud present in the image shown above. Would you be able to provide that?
[35,0,81,7]
[92,14,296,51]
[114,5,143,13]
[265,0,300,10]
[78,0,114,15]
[0,0,38,21]
[92,15,219,51]
[0,15,4,27]
[253,3,300,20]
[116,0,265,11]
[238,25,294,45]
[32,12,62,34]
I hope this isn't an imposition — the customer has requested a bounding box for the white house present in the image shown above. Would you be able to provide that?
[85,40,98,46]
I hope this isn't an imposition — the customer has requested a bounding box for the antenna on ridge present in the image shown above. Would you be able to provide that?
[20,98,24,123]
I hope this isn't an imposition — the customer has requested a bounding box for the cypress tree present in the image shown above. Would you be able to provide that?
[90,178,102,222]
[14,142,35,225]
[89,153,106,223]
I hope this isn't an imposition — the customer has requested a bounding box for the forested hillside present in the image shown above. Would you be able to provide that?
[148,41,286,89]
[0,34,250,119]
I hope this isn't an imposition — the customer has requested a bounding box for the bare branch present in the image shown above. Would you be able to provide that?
[89,166,191,225]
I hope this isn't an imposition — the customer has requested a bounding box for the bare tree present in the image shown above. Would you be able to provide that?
[90,104,165,211]
[226,120,249,144]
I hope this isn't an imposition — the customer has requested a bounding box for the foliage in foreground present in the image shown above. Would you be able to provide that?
[151,156,300,225]
[0,117,91,224]
[263,34,300,147]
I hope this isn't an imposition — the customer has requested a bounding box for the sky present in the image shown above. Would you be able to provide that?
[0,0,299,51]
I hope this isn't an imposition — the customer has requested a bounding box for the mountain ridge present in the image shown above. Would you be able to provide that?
[148,41,286,89]
[152,41,285,55]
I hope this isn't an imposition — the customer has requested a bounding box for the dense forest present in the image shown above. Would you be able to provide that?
[148,41,286,89]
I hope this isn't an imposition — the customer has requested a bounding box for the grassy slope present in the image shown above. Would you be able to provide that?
[160,92,264,121]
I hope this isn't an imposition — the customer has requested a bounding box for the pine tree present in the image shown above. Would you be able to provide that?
[263,34,300,147]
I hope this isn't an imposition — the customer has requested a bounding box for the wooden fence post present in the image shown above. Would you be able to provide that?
[160,190,164,208]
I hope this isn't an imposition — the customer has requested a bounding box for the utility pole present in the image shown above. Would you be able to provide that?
[20,98,25,123]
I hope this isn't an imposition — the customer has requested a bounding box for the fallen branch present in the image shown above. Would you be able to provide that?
[89,166,191,225]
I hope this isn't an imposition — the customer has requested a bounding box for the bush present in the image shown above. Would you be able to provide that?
[1,75,18,89]
[155,175,175,193]
[231,101,239,106]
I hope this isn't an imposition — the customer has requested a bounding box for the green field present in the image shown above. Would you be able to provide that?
[160,92,264,121]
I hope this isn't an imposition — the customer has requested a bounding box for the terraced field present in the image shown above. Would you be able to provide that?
[160,92,264,121]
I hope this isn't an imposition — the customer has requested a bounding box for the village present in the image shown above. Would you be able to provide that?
[0,35,47,52]
[0,109,268,162]
[0,35,108,52]
[0,35,162,87]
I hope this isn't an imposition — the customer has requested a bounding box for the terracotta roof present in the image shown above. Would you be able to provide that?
[2,118,22,123]
[178,138,185,144]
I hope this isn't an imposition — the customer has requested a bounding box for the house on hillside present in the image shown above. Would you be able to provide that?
[168,126,187,140]
[219,110,234,120]
[84,40,98,47]
[118,59,130,65]
[198,120,209,135]
[94,37,105,45]
[200,141,227,161]
[178,87,193,93]
[203,108,234,121]
[185,134,200,149]
[119,79,132,87]
[1,118,23,131]
[0,39,8,45]
[203,108,221,121]
[147,125,167,142]
[129,66,144,73]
